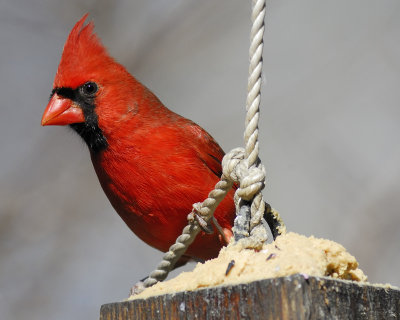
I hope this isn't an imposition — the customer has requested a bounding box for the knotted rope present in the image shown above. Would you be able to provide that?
[233,0,272,247]
[136,0,286,292]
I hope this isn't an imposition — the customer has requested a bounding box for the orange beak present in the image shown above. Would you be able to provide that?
[41,94,85,126]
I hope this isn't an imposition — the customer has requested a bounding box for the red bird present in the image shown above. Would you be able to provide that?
[41,15,236,264]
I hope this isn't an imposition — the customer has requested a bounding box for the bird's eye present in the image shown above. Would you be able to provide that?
[80,82,98,97]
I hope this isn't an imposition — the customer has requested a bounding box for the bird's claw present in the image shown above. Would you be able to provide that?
[188,205,214,234]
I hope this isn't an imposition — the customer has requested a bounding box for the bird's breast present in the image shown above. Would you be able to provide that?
[89,125,236,260]
[90,146,220,252]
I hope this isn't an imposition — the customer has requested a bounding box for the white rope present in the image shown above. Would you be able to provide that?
[233,0,268,247]
[245,0,265,167]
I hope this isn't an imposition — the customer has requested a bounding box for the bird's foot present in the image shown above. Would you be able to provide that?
[188,204,214,234]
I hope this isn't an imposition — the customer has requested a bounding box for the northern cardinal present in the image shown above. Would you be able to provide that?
[41,15,236,263]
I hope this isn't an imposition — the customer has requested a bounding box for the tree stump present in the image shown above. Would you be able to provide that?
[100,274,400,319]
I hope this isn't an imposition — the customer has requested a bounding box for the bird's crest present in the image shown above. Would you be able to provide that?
[53,14,115,88]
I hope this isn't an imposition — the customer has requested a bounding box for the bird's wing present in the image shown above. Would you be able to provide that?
[185,122,225,179]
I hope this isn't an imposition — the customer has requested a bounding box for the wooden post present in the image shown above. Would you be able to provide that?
[100,274,400,319]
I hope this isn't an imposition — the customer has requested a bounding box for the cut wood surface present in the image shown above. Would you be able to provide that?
[100,274,400,320]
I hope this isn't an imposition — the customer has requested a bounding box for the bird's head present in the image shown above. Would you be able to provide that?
[41,14,144,153]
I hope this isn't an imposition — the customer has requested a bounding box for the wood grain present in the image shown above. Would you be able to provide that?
[100,274,400,319]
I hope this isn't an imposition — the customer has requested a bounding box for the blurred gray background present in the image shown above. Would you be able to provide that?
[1,0,399,319]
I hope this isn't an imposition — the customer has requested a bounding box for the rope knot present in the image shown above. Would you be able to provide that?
[222,147,246,182]
[222,147,268,248]
[222,148,266,201]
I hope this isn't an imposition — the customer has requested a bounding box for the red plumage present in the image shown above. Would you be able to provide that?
[42,15,235,263]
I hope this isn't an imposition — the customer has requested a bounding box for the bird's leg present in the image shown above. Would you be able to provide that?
[212,217,230,244]
[188,204,231,243]
[187,204,214,234]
